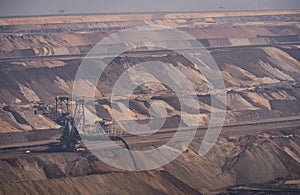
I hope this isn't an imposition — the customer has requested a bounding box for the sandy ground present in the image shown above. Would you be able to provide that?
[0,10,300,194]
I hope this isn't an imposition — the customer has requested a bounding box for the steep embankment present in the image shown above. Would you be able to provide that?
[0,10,300,194]
[0,129,299,194]
[0,11,300,132]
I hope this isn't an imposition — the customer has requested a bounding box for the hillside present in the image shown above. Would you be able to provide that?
[0,10,300,194]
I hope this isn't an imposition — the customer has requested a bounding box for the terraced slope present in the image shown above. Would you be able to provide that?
[0,10,300,132]
[0,10,300,194]
[0,129,299,194]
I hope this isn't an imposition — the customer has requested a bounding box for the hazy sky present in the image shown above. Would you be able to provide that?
[0,0,299,17]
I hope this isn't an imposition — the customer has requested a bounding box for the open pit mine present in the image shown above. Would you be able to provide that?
[0,10,300,194]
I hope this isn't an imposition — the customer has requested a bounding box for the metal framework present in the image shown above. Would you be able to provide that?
[34,95,122,151]
[55,95,69,117]
[53,96,85,151]
[73,97,85,134]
